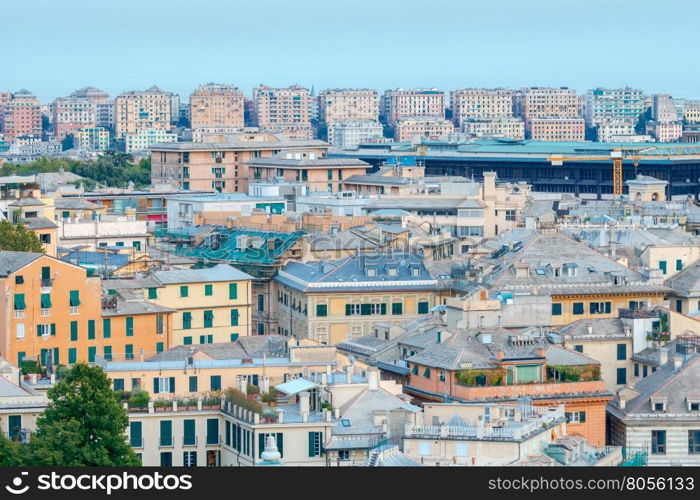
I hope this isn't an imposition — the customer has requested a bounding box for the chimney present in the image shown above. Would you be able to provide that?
[479,289,488,301]
[673,355,683,373]
[299,391,310,416]
[618,394,626,410]
[659,348,668,366]
[367,368,379,391]
[496,350,504,360]
[587,324,593,335]
[536,348,545,358]
[345,364,353,383]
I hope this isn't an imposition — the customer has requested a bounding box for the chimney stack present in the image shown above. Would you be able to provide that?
[299,391,310,417]
[673,355,683,373]
[367,368,379,391]
[345,364,353,384]
[618,394,626,410]
[659,348,668,366]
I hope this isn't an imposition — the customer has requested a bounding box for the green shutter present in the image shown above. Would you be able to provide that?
[316,304,327,317]
[68,348,77,364]
[360,304,371,316]
[205,284,213,296]
[126,317,134,336]
[154,377,160,394]
[70,321,78,341]
[40,293,52,308]
[184,336,192,345]
[69,290,80,306]
[169,377,175,393]
[204,310,214,328]
[88,346,96,363]
[418,301,429,314]
[104,346,112,361]
[259,433,265,458]
[183,312,192,329]
[53,347,59,365]
[345,304,352,316]
[229,283,238,300]
[156,342,164,353]
[88,319,95,339]
[308,432,315,457]
[392,302,403,315]
[180,286,188,297]
[380,303,387,315]
[14,293,26,310]
[50,323,56,336]
[231,309,239,326]
[130,422,142,447]
[125,344,134,360]
[103,318,111,338]
[148,287,158,299]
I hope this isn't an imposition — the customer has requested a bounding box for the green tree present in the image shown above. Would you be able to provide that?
[28,363,141,466]
[0,433,26,466]
[0,220,45,252]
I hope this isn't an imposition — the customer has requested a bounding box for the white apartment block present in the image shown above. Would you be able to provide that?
[395,117,454,141]
[382,88,445,125]
[651,121,682,142]
[450,88,514,127]
[597,121,636,142]
[329,120,384,149]
[74,127,110,151]
[528,117,585,142]
[462,117,525,140]
[318,89,379,143]
[583,88,646,128]
[124,128,177,153]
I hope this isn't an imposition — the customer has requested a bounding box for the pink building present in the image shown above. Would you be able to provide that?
[0,90,42,142]
[382,88,445,125]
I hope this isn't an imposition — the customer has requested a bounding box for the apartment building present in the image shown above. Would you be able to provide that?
[274,253,438,343]
[150,133,327,193]
[653,94,679,122]
[51,87,108,141]
[651,121,682,142]
[166,193,287,230]
[450,89,514,128]
[55,211,149,251]
[74,127,110,151]
[0,90,42,142]
[381,89,445,125]
[583,87,646,128]
[190,83,245,130]
[683,100,700,123]
[461,117,525,140]
[596,120,636,142]
[0,358,48,443]
[104,264,253,346]
[247,151,370,193]
[124,128,177,153]
[528,117,585,141]
[607,353,700,466]
[114,86,175,139]
[318,89,379,142]
[328,120,384,149]
[395,117,454,141]
[252,84,313,139]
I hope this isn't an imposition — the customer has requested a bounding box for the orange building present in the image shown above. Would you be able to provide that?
[0,252,173,367]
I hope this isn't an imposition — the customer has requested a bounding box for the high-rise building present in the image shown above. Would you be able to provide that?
[114,86,175,139]
[189,83,245,130]
[252,84,313,139]
[0,90,42,142]
[653,94,679,122]
[583,87,646,129]
[450,88,514,128]
[318,89,379,142]
[513,87,581,141]
[381,88,445,125]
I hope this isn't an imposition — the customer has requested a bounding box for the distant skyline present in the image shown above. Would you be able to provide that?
[2,0,698,102]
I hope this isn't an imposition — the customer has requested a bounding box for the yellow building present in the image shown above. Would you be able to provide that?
[274,253,438,344]
[190,83,245,130]
[105,264,254,346]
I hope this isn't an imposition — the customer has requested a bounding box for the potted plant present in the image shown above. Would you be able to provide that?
[261,391,276,406]
[129,387,150,411]
[202,391,221,410]
[20,360,41,379]
[154,399,170,412]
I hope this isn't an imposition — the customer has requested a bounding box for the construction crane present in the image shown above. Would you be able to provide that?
[547,148,670,197]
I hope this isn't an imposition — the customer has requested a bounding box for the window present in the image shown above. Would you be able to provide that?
[88,320,95,339]
[316,304,328,317]
[338,450,350,460]
[455,443,468,457]
[200,334,213,344]
[231,333,239,341]
[88,346,96,363]
[206,418,219,445]
[659,260,667,274]
[125,344,134,360]
[345,304,361,316]
[69,290,80,307]
[308,431,323,457]
[257,294,265,312]
[103,318,111,338]
[14,293,26,311]
[183,312,192,329]
[183,451,197,467]
[205,284,213,296]
[229,283,238,299]
[257,323,265,335]
[126,317,134,337]
[130,422,143,448]
[689,430,700,454]
[565,411,586,423]
[40,293,52,309]
[183,420,196,446]
[617,343,627,360]
[423,368,431,378]
[15,275,24,285]
[392,303,403,315]
[154,377,175,394]
[156,342,164,353]
[230,309,239,326]
[70,321,78,341]
[634,363,639,377]
[651,430,666,455]
[103,346,112,361]
[590,302,611,314]
[616,368,627,385]
[148,288,157,299]
[676,300,683,313]
[180,286,189,297]
[551,303,562,316]
[156,314,164,334]
[15,323,24,339]
[505,210,516,221]
[189,376,197,392]
[210,375,221,391]
[203,310,214,328]
[677,259,683,271]
[573,302,584,315]
[160,452,172,467]
[113,379,125,392]
[418,301,430,314]
[68,348,77,364]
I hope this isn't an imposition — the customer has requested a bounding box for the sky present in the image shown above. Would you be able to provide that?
[2,0,698,102]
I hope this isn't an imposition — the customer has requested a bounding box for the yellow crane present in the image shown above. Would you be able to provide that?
[547,148,669,197]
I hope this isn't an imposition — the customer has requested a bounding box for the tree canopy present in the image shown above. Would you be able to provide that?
[0,220,45,253]
[28,363,141,466]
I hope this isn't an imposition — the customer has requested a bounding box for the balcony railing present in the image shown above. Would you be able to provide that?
[14,310,25,319]
[69,306,79,315]
[40,309,51,317]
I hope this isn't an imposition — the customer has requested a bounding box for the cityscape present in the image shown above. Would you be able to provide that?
[1,0,700,486]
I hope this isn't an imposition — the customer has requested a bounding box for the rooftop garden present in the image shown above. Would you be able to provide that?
[546,364,600,383]
[455,369,507,387]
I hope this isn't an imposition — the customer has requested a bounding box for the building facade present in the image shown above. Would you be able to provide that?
[329,120,384,149]
[382,89,445,125]
[395,117,454,141]
[0,90,42,142]
[190,83,245,130]
[114,86,175,139]
[252,85,313,139]
[450,89,514,128]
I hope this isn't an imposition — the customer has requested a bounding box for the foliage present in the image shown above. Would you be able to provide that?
[224,387,263,414]
[0,221,45,253]
[455,369,508,387]
[321,401,333,411]
[547,364,600,382]
[202,391,221,406]
[129,387,150,408]
[246,383,260,395]
[260,391,277,403]
[20,359,42,374]
[55,364,71,379]
[0,433,27,466]
[153,399,171,408]
[1,152,152,188]
[28,363,141,466]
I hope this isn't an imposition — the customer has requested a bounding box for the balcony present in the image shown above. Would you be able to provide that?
[69,306,79,315]
[14,310,25,319]
[40,308,51,317]
[40,278,53,291]
[183,435,198,447]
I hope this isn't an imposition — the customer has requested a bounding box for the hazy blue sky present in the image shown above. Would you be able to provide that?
[2,0,697,102]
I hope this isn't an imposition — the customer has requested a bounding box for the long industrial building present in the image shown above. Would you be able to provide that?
[331,139,700,199]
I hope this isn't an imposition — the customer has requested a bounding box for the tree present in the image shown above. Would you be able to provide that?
[0,221,45,252]
[28,363,141,466]
[0,433,26,466]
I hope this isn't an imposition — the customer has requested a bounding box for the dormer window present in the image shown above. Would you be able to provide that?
[553,267,561,277]
[366,268,376,277]
[651,397,668,412]
[412,268,420,277]
[387,267,398,277]
[687,398,700,412]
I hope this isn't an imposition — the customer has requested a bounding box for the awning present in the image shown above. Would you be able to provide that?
[41,293,52,308]
[14,294,26,310]
[69,290,80,307]
[274,377,320,396]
